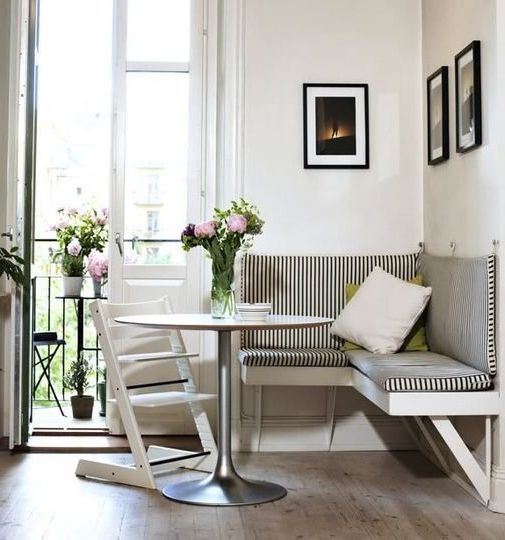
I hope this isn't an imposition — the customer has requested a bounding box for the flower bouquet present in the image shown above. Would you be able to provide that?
[51,206,108,296]
[181,199,264,318]
[87,249,108,297]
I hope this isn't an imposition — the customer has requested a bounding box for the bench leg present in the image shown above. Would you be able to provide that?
[255,385,263,452]
[326,387,336,450]
[424,415,491,505]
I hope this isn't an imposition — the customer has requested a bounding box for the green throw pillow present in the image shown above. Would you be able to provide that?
[340,275,428,352]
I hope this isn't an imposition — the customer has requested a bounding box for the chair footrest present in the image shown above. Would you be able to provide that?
[109,391,216,408]
[117,351,199,363]
[149,450,211,467]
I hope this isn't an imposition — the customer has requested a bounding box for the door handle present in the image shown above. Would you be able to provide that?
[115,232,123,257]
[1,227,13,241]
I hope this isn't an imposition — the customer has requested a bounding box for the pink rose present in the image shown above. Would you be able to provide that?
[194,220,217,238]
[227,214,247,234]
[67,238,82,256]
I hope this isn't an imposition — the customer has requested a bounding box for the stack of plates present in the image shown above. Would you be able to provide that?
[236,302,272,321]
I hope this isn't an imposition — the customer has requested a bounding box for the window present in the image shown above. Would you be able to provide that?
[146,174,161,204]
[146,211,160,235]
[121,0,191,266]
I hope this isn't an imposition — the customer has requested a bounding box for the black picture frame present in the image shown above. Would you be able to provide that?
[455,40,481,153]
[303,83,369,169]
[427,66,449,165]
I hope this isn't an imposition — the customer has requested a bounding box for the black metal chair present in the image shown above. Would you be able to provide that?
[32,331,66,418]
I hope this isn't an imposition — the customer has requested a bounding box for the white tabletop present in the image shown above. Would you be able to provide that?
[114,313,333,331]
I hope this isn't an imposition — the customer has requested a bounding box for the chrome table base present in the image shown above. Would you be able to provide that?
[162,473,287,506]
[162,330,287,506]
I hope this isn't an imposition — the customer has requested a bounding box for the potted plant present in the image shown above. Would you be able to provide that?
[87,249,108,297]
[51,206,108,296]
[0,245,24,286]
[63,353,95,419]
[97,365,107,417]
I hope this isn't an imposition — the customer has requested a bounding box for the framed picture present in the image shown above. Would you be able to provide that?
[303,83,369,169]
[455,40,481,153]
[427,66,449,165]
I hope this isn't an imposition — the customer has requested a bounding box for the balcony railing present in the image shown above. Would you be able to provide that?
[32,273,102,405]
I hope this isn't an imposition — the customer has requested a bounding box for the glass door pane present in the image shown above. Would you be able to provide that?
[124,72,189,266]
[127,0,190,62]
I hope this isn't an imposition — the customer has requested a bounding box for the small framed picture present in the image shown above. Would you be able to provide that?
[303,83,369,169]
[455,40,481,153]
[427,66,449,165]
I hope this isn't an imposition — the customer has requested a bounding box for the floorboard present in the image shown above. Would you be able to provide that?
[0,450,504,539]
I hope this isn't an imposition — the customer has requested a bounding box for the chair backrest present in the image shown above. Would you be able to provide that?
[98,296,186,356]
[418,253,496,375]
[240,253,418,349]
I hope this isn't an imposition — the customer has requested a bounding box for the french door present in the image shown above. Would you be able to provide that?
[12,0,210,442]
[107,0,207,434]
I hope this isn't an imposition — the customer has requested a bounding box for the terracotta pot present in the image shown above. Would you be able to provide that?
[70,395,94,419]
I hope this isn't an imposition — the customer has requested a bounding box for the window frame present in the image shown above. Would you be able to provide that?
[110,0,205,281]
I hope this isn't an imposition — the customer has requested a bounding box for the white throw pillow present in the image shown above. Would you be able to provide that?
[330,267,432,354]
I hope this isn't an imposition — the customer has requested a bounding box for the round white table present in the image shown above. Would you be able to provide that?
[114,313,333,506]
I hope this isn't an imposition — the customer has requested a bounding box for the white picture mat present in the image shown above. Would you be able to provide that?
[306,86,367,166]
[458,49,475,149]
[430,73,443,160]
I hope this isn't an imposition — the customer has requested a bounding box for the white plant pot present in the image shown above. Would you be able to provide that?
[62,276,83,297]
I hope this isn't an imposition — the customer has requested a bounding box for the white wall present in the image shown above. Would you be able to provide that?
[422,0,499,257]
[240,0,423,450]
[244,0,423,256]
[422,0,505,512]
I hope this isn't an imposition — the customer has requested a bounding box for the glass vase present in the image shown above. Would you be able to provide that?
[211,286,235,318]
[92,278,102,297]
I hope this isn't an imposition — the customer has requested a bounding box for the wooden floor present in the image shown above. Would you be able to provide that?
[0,450,504,539]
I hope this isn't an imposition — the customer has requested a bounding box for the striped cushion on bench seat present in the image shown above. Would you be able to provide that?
[346,350,492,392]
[239,348,348,368]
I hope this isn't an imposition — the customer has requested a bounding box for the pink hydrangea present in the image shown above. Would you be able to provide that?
[194,220,217,238]
[87,249,108,280]
[67,237,82,256]
[227,214,247,234]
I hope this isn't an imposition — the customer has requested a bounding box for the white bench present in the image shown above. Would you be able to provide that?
[238,253,499,505]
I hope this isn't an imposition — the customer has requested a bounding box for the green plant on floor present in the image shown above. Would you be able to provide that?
[97,365,106,382]
[63,354,94,397]
[0,245,25,285]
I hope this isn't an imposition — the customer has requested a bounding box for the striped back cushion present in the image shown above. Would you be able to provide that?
[418,253,496,375]
[240,253,418,349]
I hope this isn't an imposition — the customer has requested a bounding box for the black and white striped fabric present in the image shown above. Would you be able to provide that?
[239,347,348,367]
[418,254,496,375]
[240,253,418,350]
[347,350,493,392]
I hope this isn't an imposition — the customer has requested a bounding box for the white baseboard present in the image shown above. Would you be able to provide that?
[239,414,415,452]
[490,466,505,513]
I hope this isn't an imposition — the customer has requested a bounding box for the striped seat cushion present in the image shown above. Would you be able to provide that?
[239,348,348,367]
[346,350,492,392]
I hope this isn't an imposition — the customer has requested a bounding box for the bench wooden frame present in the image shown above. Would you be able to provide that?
[240,364,499,505]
